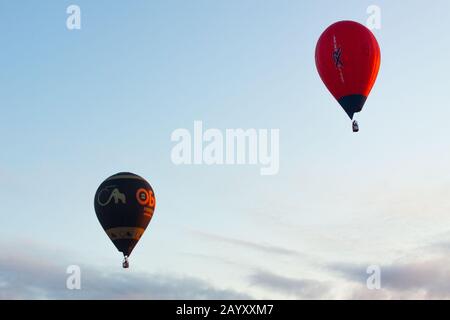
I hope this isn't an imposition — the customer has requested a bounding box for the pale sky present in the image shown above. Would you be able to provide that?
[2,0,450,299]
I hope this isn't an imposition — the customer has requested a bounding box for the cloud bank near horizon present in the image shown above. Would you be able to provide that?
[3,232,450,300]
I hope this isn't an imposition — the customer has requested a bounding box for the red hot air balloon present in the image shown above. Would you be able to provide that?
[315,20,381,132]
[94,172,156,268]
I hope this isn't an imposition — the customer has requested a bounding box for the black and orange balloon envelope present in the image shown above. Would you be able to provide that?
[315,20,381,123]
[94,172,156,268]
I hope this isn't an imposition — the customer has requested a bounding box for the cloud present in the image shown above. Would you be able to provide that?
[193,230,305,258]
[7,232,450,299]
[0,244,251,300]
[248,270,332,299]
[331,257,450,299]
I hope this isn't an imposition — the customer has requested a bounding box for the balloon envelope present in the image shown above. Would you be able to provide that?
[315,20,381,119]
[94,172,156,257]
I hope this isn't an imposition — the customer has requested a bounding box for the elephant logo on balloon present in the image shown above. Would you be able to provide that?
[97,186,126,206]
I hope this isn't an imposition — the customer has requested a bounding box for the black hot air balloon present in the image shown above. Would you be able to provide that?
[94,172,156,268]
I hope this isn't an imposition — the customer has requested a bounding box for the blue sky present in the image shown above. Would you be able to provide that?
[2,0,450,299]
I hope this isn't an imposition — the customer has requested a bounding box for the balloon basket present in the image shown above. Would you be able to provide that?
[122,256,129,269]
[352,120,359,133]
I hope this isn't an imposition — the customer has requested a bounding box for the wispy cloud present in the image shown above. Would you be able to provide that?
[248,270,332,299]
[193,230,305,257]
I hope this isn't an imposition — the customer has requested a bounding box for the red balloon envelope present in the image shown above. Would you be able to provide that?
[315,20,381,120]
